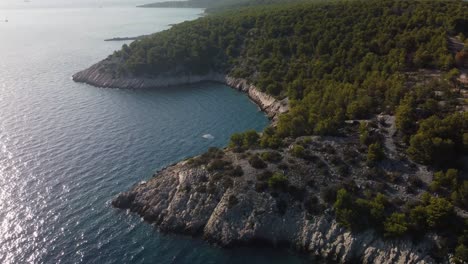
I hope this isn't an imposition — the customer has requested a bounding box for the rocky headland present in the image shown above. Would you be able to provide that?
[72,58,453,263]
[72,59,288,121]
[111,128,441,264]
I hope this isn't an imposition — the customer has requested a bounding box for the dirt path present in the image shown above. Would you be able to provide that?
[378,115,399,160]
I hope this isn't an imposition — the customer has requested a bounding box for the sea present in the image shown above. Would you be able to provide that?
[0,0,309,263]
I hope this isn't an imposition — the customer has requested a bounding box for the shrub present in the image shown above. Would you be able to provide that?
[408,135,454,165]
[359,121,371,145]
[409,205,428,232]
[268,172,288,190]
[249,155,267,169]
[321,185,339,204]
[452,181,468,209]
[366,143,385,166]
[366,193,387,223]
[429,180,442,192]
[290,144,305,158]
[229,130,260,151]
[432,169,458,190]
[257,170,273,181]
[260,151,283,163]
[302,137,312,145]
[334,189,357,230]
[455,244,468,263]
[396,97,416,135]
[260,134,283,149]
[445,169,459,185]
[191,147,224,166]
[243,130,260,148]
[426,197,454,229]
[229,133,244,150]
[341,179,359,194]
[407,113,467,166]
[384,213,408,237]
[230,165,244,177]
[207,159,231,172]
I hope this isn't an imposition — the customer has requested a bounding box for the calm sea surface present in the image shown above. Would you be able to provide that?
[0,1,308,263]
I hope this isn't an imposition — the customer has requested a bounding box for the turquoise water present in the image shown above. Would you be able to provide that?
[0,1,308,263]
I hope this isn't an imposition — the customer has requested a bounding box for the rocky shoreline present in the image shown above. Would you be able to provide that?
[72,61,288,121]
[111,149,439,264]
[73,61,447,263]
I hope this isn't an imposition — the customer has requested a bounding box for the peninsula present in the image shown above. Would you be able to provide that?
[104,35,148,41]
[137,0,302,12]
[74,0,468,262]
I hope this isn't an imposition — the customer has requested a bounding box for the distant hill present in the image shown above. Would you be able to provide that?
[138,0,304,12]
[138,0,210,8]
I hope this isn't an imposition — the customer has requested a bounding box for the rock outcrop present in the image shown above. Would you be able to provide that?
[72,60,288,120]
[112,156,438,264]
[110,122,448,264]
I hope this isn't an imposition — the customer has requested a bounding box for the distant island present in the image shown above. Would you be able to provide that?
[138,0,303,12]
[104,35,148,42]
[138,0,210,8]
[74,0,468,263]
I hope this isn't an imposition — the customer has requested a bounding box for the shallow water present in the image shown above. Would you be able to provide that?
[0,1,309,263]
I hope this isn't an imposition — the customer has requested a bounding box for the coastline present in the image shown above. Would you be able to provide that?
[110,147,438,264]
[72,61,446,263]
[72,62,288,121]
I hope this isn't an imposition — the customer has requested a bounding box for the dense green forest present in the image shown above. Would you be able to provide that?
[109,0,468,260]
[115,0,467,140]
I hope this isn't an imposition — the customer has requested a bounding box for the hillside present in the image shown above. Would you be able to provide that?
[74,0,468,262]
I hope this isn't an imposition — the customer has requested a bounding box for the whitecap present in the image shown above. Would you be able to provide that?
[202,134,214,140]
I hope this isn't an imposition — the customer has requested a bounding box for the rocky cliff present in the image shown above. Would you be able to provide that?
[72,60,288,120]
[112,145,440,264]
